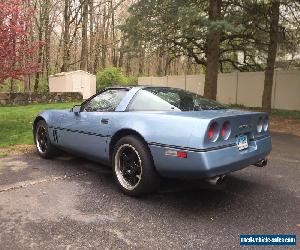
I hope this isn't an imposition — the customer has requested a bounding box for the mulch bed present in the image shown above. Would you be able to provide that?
[0,145,35,157]
[270,116,300,137]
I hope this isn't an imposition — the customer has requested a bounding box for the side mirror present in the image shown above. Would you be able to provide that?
[72,105,81,115]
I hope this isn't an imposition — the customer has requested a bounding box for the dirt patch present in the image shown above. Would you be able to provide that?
[0,145,35,157]
[270,116,300,137]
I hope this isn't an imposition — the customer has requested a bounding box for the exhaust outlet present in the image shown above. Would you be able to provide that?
[207,175,227,185]
[254,159,268,168]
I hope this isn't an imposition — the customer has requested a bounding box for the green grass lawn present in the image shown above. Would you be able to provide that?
[270,109,300,120]
[0,102,79,148]
[0,152,8,158]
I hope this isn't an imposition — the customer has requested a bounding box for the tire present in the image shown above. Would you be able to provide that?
[112,135,160,196]
[34,120,60,159]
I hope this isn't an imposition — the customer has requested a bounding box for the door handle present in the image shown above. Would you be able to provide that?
[101,118,109,124]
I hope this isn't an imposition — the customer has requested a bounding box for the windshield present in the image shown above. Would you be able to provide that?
[128,87,227,111]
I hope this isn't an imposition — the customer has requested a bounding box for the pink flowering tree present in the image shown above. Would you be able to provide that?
[0,0,41,87]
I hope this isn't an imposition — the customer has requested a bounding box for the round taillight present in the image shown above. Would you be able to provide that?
[257,117,263,133]
[263,117,269,131]
[221,121,231,140]
[208,122,218,141]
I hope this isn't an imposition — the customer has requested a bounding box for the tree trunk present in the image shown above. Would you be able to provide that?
[101,4,109,69]
[61,0,70,72]
[204,0,222,100]
[165,57,172,76]
[88,0,94,73]
[34,22,44,92]
[44,0,51,90]
[138,48,145,76]
[156,50,163,76]
[24,76,30,92]
[262,0,280,112]
[126,55,131,76]
[110,0,117,67]
[10,78,14,93]
[80,0,89,71]
[118,39,124,68]
[93,30,102,73]
[25,0,33,92]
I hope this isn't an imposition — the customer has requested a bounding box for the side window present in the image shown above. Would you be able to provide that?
[128,90,180,111]
[156,91,180,106]
[83,89,127,112]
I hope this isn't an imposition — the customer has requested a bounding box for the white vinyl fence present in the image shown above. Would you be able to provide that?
[138,71,300,111]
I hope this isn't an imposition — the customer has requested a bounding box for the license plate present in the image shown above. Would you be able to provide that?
[236,135,248,151]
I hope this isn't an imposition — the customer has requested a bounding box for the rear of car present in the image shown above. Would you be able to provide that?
[148,110,271,179]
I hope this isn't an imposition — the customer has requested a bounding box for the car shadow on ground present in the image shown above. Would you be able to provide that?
[53,153,274,206]
[66,153,298,213]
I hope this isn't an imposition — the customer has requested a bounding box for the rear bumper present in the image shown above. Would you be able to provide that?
[149,136,272,179]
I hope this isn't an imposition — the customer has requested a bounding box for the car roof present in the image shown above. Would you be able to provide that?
[104,86,133,90]
[105,85,183,91]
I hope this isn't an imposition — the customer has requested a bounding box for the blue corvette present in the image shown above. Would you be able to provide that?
[33,86,272,196]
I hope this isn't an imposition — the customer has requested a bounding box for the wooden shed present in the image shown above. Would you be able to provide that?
[49,70,96,99]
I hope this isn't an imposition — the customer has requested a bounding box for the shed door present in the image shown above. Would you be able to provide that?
[73,74,83,92]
